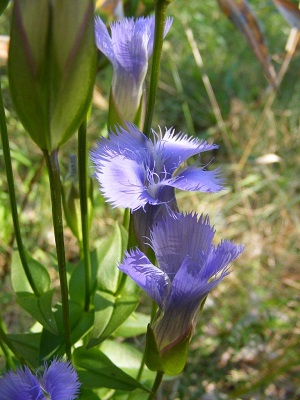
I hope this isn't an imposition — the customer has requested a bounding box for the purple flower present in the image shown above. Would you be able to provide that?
[0,360,80,400]
[118,212,244,355]
[90,123,223,247]
[95,16,172,121]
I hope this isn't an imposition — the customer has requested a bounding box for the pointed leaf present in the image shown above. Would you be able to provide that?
[73,346,149,392]
[89,290,115,340]
[7,333,41,368]
[273,0,300,29]
[87,278,139,347]
[39,301,93,359]
[97,223,128,293]
[69,250,99,307]
[217,0,277,85]
[11,249,51,295]
[16,290,57,334]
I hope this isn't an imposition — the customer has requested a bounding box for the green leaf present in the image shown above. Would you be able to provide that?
[114,312,149,338]
[73,347,149,392]
[0,0,9,16]
[100,340,155,381]
[39,301,93,360]
[7,333,41,368]
[11,249,51,295]
[69,250,99,307]
[89,291,114,339]
[16,290,57,334]
[97,223,128,293]
[88,278,139,348]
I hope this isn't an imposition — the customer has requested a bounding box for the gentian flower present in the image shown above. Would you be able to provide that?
[90,123,224,248]
[118,212,244,374]
[94,16,172,123]
[0,359,80,400]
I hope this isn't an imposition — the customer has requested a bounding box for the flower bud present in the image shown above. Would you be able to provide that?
[8,0,97,151]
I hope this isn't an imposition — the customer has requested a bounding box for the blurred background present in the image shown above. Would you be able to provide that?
[0,0,299,399]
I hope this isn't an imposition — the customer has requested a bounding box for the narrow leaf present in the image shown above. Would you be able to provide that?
[217,0,277,85]
[73,346,149,392]
[273,0,300,29]
[113,312,149,338]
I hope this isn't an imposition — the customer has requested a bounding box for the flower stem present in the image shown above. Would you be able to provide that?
[148,371,164,400]
[0,80,39,296]
[43,149,71,360]
[78,119,91,312]
[143,0,170,137]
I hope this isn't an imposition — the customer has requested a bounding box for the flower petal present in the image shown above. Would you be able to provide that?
[41,359,80,400]
[153,127,219,174]
[169,166,224,193]
[200,240,245,281]
[0,367,44,400]
[118,249,170,308]
[150,213,215,279]
[94,16,115,63]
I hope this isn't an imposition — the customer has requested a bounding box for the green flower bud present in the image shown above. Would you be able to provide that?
[8,0,97,151]
[145,323,192,375]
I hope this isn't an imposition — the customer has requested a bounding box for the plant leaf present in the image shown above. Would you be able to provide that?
[113,312,149,338]
[97,223,128,293]
[39,301,93,360]
[16,290,57,334]
[87,278,139,348]
[217,0,277,85]
[273,0,300,29]
[73,346,149,392]
[7,333,41,368]
[11,249,51,295]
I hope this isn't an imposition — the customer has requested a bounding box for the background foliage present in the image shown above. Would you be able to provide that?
[0,0,299,399]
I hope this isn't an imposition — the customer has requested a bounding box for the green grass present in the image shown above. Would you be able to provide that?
[1,0,300,398]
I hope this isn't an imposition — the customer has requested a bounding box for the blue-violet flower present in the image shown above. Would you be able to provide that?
[118,212,244,373]
[0,359,80,400]
[90,123,224,247]
[95,16,172,121]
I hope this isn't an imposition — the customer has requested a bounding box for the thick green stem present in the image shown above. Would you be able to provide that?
[43,149,71,359]
[148,371,164,400]
[0,80,39,296]
[78,119,91,311]
[143,0,170,137]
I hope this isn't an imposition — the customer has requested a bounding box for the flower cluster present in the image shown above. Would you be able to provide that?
[0,359,80,400]
[91,15,244,375]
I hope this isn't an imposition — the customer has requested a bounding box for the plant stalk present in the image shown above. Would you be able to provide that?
[143,0,170,137]
[0,80,39,296]
[78,119,92,311]
[43,149,71,359]
[148,371,164,400]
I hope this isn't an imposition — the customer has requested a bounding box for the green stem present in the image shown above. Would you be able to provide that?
[148,371,164,400]
[78,119,91,312]
[43,149,71,359]
[0,80,39,296]
[0,316,30,369]
[143,0,170,137]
